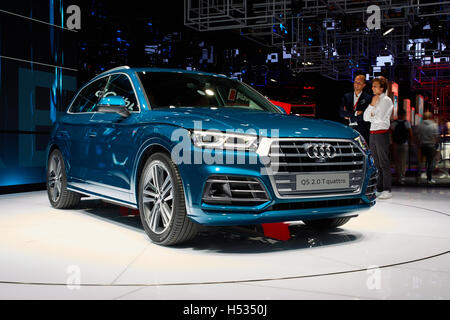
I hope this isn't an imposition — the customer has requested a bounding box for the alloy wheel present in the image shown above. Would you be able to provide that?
[48,155,63,203]
[142,161,174,234]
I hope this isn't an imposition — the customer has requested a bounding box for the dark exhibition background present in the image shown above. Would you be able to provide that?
[1,0,449,189]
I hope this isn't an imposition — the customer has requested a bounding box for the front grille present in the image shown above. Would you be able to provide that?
[270,198,363,211]
[202,175,269,206]
[266,139,366,197]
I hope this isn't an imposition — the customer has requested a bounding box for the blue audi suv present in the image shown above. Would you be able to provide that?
[46,66,377,245]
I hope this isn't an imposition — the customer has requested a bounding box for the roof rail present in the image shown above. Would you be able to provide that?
[97,65,130,76]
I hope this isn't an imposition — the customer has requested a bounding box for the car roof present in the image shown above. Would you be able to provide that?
[92,66,230,82]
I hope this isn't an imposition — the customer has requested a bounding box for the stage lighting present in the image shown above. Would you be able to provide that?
[383,28,394,36]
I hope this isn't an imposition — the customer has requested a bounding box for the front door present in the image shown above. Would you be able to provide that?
[85,73,141,205]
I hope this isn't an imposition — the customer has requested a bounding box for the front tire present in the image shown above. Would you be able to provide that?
[138,152,197,246]
[47,149,80,209]
[303,217,351,230]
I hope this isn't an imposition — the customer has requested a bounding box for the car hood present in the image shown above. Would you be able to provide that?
[147,107,358,139]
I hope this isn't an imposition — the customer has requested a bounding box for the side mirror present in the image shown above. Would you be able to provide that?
[98,96,130,118]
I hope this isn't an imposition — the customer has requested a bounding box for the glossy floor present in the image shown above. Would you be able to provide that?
[0,187,449,300]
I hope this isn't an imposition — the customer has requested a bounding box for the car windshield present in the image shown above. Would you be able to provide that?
[138,71,280,113]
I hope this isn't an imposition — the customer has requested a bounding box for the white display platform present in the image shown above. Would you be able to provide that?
[0,188,449,300]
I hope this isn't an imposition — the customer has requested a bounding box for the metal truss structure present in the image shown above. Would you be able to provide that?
[185,0,450,80]
[412,63,450,120]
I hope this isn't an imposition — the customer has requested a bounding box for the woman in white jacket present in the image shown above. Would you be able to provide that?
[363,78,394,199]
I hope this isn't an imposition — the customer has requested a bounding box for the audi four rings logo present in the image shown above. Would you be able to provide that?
[304,143,338,159]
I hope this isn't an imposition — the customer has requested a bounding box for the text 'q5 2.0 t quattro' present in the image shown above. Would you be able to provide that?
[46,66,377,245]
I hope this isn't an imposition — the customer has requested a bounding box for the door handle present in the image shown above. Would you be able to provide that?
[56,130,70,139]
[88,130,97,138]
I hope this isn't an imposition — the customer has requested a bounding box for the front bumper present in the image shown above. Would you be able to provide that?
[178,144,376,226]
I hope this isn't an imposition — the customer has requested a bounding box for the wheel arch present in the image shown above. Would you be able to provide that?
[47,143,60,158]
[46,143,63,173]
[132,139,173,205]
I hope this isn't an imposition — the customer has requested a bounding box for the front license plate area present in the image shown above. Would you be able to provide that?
[296,173,350,191]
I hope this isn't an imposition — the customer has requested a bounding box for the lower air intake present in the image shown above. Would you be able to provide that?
[202,175,269,206]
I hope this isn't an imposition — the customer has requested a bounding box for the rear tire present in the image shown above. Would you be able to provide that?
[138,152,198,246]
[47,149,80,209]
[303,217,351,230]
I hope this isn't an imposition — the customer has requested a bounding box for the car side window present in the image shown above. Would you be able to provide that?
[102,74,139,112]
[69,77,108,113]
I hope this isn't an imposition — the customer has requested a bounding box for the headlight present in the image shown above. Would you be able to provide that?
[191,130,259,151]
[354,134,369,151]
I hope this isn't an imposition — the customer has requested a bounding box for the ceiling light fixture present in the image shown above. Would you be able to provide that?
[383,28,394,36]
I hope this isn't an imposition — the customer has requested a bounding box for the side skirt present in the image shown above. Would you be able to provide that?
[67,185,138,209]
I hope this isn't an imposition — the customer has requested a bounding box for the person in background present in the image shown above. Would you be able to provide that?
[379,69,392,97]
[437,116,449,178]
[339,74,372,143]
[391,108,412,184]
[418,112,440,184]
[364,77,394,199]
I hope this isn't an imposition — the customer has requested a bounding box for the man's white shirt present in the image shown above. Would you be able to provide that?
[349,91,361,126]
[363,93,393,131]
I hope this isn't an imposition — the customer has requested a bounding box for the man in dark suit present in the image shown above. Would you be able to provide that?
[339,74,372,143]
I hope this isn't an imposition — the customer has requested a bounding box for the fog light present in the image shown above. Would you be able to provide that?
[202,175,269,206]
